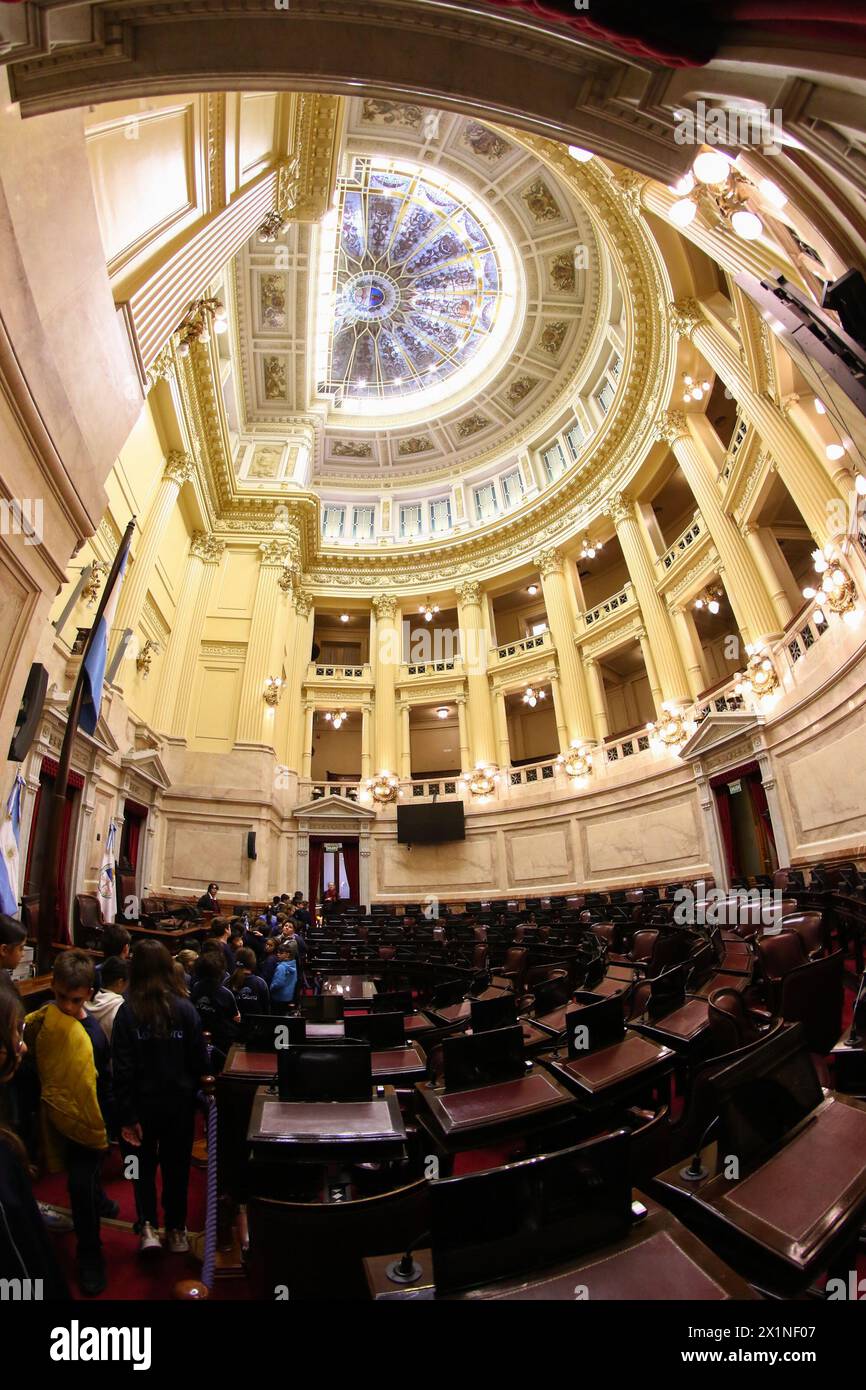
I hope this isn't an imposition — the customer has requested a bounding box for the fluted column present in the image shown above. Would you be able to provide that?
[605,493,690,707]
[456,696,471,773]
[583,658,609,743]
[668,299,845,543]
[152,532,208,731]
[372,593,400,774]
[361,704,372,780]
[742,524,795,627]
[655,410,780,646]
[284,588,314,772]
[168,533,225,739]
[637,627,664,715]
[301,704,315,779]
[493,688,511,769]
[455,581,496,767]
[112,451,195,670]
[671,604,709,701]
[534,548,594,746]
[548,672,569,755]
[400,702,412,780]
[236,541,292,746]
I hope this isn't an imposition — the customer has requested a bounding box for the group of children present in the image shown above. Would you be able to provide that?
[0,893,313,1298]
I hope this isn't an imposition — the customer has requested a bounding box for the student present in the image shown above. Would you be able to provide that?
[112,941,208,1256]
[293,899,312,931]
[190,952,241,1059]
[259,938,279,988]
[94,923,131,990]
[85,956,129,1043]
[228,928,245,958]
[208,919,235,976]
[197,883,220,913]
[0,915,27,978]
[176,948,199,989]
[269,944,298,1013]
[230,949,269,1018]
[275,920,299,958]
[23,950,111,1296]
[0,979,69,1300]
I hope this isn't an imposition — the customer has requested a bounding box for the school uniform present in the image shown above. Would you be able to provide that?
[232,973,270,1017]
[190,979,239,1054]
[269,959,298,1011]
[259,954,279,988]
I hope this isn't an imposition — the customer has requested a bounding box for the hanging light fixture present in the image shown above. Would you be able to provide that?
[693,584,724,615]
[556,744,593,787]
[522,685,546,708]
[461,764,499,801]
[665,147,780,243]
[527,583,539,597]
[579,534,603,560]
[681,372,711,404]
[176,296,228,355]
[646,705,696,754]
[419,599,440,623]
[360,771,401,804]
[323,710,349,730]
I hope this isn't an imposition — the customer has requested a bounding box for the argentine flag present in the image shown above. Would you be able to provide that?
[98,819,117,925]
[79,530,132,737]
[0,772,25,918]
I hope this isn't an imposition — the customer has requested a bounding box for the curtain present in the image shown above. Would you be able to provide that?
[126,815,141,871]
[746,773,778,871]
[56,788,76,945]
[343,842,360,906]
[714,786,736,882]
[308,841,324,909]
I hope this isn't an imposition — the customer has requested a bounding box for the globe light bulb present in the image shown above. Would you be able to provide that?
[825,444,845,461]
[758,177,787,208]
[814,398,826,415]
[670,198,697,228]
[731,209,763,240]
[670,172,695,197]
[708,599,720,614]
[692,149,733,185]
[856,474,866,497]
[802,587,817,600]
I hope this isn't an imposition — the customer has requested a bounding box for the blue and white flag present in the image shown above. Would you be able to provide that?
[98,819,117,925]
[0,772,25,918]
[79,530,132,736]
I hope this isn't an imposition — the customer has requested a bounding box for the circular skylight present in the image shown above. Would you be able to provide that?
[316,159,517,415]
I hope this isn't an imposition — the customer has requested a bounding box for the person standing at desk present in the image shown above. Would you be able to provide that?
[197,883,220,913]
[323,882,338,903]
[269,944,298,1015]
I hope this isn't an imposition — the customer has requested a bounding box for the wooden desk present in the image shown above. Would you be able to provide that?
[247,1085,407,1164]
[652,1092,866,1294]
[415,1066,575,1153]
[364,1196,757,1301]
[630,999,715,1057]
[540,1032,675,1111]
[16,972,53,1007]
[127,922,205,946]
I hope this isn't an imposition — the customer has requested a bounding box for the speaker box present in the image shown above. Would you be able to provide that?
[247,830,257,860]
[9,663,48,762]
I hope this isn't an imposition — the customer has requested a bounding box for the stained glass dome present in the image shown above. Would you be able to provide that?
[317,159,514,411]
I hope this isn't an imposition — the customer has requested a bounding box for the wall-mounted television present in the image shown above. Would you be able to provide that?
[397,802,466,844]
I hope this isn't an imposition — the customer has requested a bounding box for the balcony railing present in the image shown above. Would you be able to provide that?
[495,631,550,662]
[582,583,635,630]
[508,758,559,788]
[603,729,653,763]
[309,663,368,680]
[403,658,458,677]
[720,416,750,483]
[659,512,704,573]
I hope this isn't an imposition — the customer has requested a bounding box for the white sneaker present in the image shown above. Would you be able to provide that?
[138,1222,162,1255]
[39,1203,73,1233]
[166,1228,190,1254]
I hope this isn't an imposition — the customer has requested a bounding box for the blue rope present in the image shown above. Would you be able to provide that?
[199,1089,218,1290]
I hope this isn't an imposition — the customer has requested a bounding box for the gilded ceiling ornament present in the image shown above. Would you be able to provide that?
[260,540,291,567]
[521,178,562,223]
[332,440,373,458]
[456,413,490,439]
[189,532,225,564]
[293,589,314,619]
[164,451,195,486]
[612,168,646,217]
[654,409,690,446]
[263,356,288,400]
[372,593,398,620]
[397,435,433,456]
[360,98,423,129]
[534,547,562,577]
[461,122,509,162]
[667,298,702,340]
[548,254,576,293]
[504,375,538,407]
[539,321,568,355]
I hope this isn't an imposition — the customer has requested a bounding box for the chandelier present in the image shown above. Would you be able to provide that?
[461,764,499,802]
[646,706,697,753]
[323,710,349,730]
[803,547,859,625]
[258,210,288,243]
[557,744,593,786]
[579,534,604,561]
[734,649,780,706]
[668,148,787,241]
[522,685,546,708]
[682,372,710,403]
[419,599,440,623]
[176,297,228,356]
[693,584,723,615]
[360,771,400,805]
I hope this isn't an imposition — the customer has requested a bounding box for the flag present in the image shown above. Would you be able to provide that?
[78,529,132,737]
[97,819,117,925]
[0,772,25,918]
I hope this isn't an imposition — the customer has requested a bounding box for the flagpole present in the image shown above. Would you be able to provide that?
[37,517,136,972]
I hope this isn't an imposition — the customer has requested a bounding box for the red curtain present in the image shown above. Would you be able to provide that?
[56,788,75,945]
[308,841,324,909]
[126,816,141,871]
[343,842,360,906]
[714,786,736,882]
[746,772,778,866]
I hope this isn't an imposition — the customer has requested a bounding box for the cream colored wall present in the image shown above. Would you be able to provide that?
[603,670,655,734]
[506,705,558,762]
[311,722,362,778]
[409,716,461,774]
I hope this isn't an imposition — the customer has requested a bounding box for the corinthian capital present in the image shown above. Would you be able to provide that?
[654,409,690,447]
[164,451,195,487]
[604,492,634,527]
[260,539,290,568]
[667,299,702,340]
[455,580,481,608]
[190,531,225,564]
[533,547,562,578]
[372,592,398,620]
[293,588,314,619]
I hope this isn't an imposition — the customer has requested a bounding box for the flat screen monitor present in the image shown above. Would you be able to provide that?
[442,1024,526,1091]
[710,1025,823,1167]
[470,992,518,1034]
[432,979,470,1010]
[647,962,687,1017]
[565,993,625,1058]
[344,1011,405,1048]
[397,802,465,845]
[241,1014,306,1050]
[276,1039,373,1102]
[532,975,572,1015]
[372,990,413,1015]
[431,1130,632,1295]
[300,994,345,1023]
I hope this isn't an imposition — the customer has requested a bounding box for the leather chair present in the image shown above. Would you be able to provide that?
[590,922,620,951]
[491,946,528,992]
[779,911,826,956]
[609,928,658,969]
[73,893,102,949]
[707,987,772,1051]
[755,930,808,1012]
[778,950,844,1054]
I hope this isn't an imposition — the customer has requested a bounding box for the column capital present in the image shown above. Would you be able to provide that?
[455,580,482,608]
[189,531,225,564]
[654,409,690,447]
[164,450,195,486]
[259,539,292,568]
[533,546,562,577]
[372,592,399,620]
[604,491,634,527]
[293,587,314,619]
[667,298,703,340]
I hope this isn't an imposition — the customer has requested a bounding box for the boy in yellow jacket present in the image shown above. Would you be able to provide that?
[24,949,110,1296]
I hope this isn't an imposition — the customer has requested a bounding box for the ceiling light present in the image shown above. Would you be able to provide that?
[730,208,763,240]
[692,149,733,185]
[522,686,545,708]
[855,475,866,497]
[340,613,350,623]
[527,584,539,596]
[419,600,440,622]
[567,145,594,163]
[669,198,697,228]
[436,707,449,720]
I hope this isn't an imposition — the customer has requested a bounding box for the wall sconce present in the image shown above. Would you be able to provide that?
[668,148,784,241]
[176,297,228,356]
[258,210,289,243]
[436,706,450,720]
[81,560,108,608]
[136,639,160,678]
[734,648,780,707]
[263,675,284,707]
[522,685,546,708]
[557,744,593,786]
[461,763,499,802]
[646,705,696,754]
[323,710,349,730]
[803,546,859,625]
[360,771,400,804]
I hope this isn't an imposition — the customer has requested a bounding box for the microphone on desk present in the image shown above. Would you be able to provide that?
[385,1229,430,1285]
[680,1115,720,1183]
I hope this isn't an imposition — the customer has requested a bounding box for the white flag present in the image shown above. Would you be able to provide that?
[98,819,117,925]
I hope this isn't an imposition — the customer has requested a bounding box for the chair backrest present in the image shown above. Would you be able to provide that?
[630,929,659,963]
[779,912,825,955]
[756,929,808,983]
[707,987,763,1051]
[779,950,844,1054]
